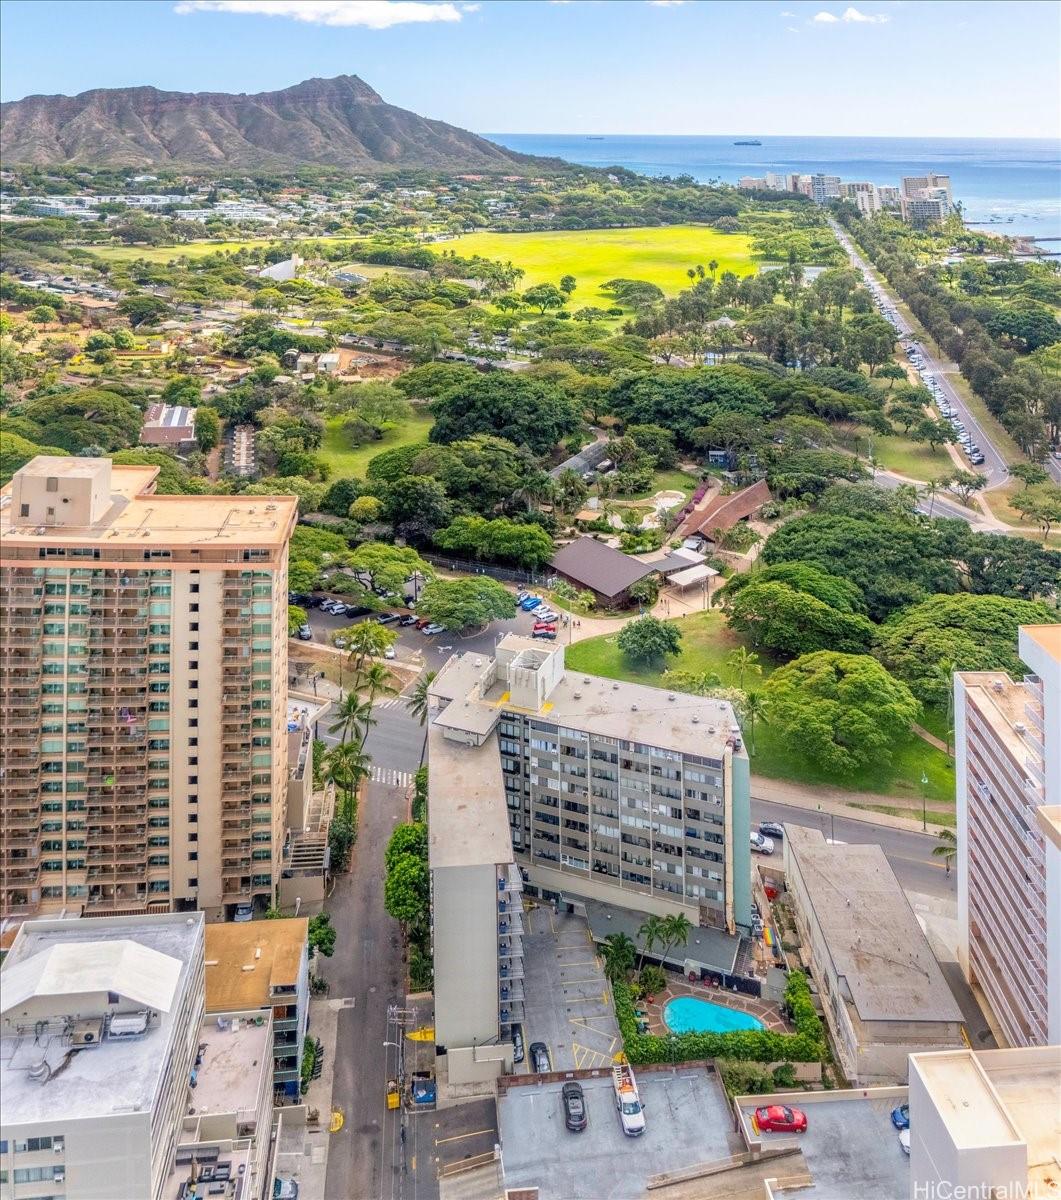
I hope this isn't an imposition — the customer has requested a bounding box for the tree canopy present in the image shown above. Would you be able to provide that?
[415,576,514,630]
[617,616,682,669]
[428,373,581,456]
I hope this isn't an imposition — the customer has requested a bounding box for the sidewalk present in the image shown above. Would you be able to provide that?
[750,774,947,835]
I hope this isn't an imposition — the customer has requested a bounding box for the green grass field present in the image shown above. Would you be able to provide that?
[566,611,954,803]
[319,409,434,479]
[870,435,954,483]
[447,225,760,299]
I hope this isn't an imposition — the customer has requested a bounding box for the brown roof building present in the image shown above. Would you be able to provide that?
[679,479,772,542]
[550,537,658,606]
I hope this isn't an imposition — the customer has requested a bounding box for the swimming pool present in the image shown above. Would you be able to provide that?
[663,995,765,1035]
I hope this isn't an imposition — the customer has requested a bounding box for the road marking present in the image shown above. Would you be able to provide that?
[370,766,414,788]
[572,1043,614,1070]
[434,1128,494,1146]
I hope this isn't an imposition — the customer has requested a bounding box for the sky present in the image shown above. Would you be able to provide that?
[1,0,1059,139]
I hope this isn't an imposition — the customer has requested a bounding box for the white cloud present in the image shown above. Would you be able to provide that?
[786,24,800,32]
[812,5,889,22]
[460,1,480,9]
[173,1,463,28]
[780,9,795,15]
[840,5,889,21]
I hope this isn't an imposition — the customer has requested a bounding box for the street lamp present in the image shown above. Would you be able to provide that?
[920,772,929,833]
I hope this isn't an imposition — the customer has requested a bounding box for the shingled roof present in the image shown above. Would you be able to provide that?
[688,479,771,539]
[550,537,658,600]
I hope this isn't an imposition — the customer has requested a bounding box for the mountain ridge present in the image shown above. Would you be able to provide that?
[0,75,547,171]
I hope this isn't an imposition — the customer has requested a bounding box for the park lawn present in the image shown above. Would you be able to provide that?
[616,467,701,502]
[319,408,434,479]
[871,434,954,483]
[566,610,777,689]
[447,225,760,300]
[565,610,954,804]
[982,480,1061,548]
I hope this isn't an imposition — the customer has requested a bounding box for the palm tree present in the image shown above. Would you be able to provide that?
[326,740,371,819]
[708,259,719,280]
[636,914,667,971]
[328,692,376,749]
[660,913,693,966]
[933,827,957,876]
[922,477,944,518]
[727,647,762,691]
[687,268,697,285]
[743,691,769,755]
[601,932,637,984]
[362,661,397,708]
[406,670,437,767]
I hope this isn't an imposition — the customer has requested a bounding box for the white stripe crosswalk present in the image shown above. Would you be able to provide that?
[375,695,408,711]
[370,766,414,789]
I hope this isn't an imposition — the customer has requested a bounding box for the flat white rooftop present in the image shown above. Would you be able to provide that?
[0,914,202,1130]
[427,721,512,871]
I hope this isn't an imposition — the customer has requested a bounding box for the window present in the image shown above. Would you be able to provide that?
[19,503,28,517]
[46,477,58,493]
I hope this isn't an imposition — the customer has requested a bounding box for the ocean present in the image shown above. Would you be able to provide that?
[484,134,1061,245]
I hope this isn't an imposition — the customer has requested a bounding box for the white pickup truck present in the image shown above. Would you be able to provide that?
[613,1062,646,1136]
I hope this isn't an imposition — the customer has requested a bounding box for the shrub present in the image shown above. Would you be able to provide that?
[638,965,667,995]
[613,971,824,1066]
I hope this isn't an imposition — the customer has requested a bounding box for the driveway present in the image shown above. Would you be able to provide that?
[520,909,620,1074]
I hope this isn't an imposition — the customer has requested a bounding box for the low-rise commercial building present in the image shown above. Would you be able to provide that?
[909,1045,1061,1200]
[783,826,964,1083]
[204,917,310,1102]
[139,402,197,448]
[955,624,1060,1047]
[428,636,751,1084]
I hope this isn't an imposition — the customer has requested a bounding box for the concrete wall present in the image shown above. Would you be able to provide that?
[729,752,752,933]
[528,862,698,920]
[433,863,500,1058]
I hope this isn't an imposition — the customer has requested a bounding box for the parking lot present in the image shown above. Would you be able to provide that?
[738,1096,909,1200]
[519,908,620,1074]
[301,591,565,669]
[499,1068,737,1200]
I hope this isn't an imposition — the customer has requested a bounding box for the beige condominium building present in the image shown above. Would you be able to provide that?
[427,635,751,1085]
[954,624,1061,1048]
[0,456,297,922]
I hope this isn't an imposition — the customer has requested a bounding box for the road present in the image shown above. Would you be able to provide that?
[751,796,953,900]
[874,468,997,528]
[828,217,1012,490]
[320,774,439,1200]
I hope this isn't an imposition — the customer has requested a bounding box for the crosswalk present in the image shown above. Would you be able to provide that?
[375,695,409,712]
[370,766,414,789]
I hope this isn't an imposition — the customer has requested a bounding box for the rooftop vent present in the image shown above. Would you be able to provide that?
[1015,722,1026,734]
[631,704,638,711]
[573,691,582,700]
[708,726,716,734]
[28,1059,50,1082]
[992,680,1004,693]
[692,716,700,724]
[668,694,676,702]
[612,682,619,690]
[584,678,591,684]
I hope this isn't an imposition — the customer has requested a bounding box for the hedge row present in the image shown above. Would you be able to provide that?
[615,971,825,1066]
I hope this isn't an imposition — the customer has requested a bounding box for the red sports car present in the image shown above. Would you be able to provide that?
[754,1105,807,1133]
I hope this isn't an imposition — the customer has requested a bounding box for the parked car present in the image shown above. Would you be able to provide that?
[533,621,557,632]
[532,630,557,640]
[384,647,396,660]
[754,1105,807,1133]
[343,604,372,619]
[398,614,418,627]
[421,623,446,636]
[297,624,313,641]
[535,608,559,622]
[891,1103,910,1130]
[414,618,433,630]
[520,596,544,611]
[530,1041,551,1073]
[377,613,400,625]
[233,902,253,923]
[758,821,784,840]
[899,1129,911,1156]
[511,1023,525,1065]
[750,831,775,855]
[274,1180,299,1200]
[562,1081,588,1132]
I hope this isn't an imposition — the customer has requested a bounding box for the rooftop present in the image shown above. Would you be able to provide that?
[1021,623,1061,667]
[191,1013,271,1119]
[912,1044,1061,1196]
[204,919,308,1013]
[0,913,203,1130]
[786,827,963,1025]
[550,536,658,598]
[958,670,1035,765]
[426,721,512,870]
[143,403,196,429]
[1,456,297,549]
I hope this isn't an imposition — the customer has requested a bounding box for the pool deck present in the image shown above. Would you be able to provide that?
[642,978,789,1036]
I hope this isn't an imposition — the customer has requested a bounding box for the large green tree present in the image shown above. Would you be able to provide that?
[763,652,920,775]
[416,577,514,631]
[617,616,682,670]
[876,593,1056,704]
[728,581,877,659]
[429,374,580,456]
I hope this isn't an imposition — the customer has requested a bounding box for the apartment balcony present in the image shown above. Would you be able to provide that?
[496,910,523,937]
[497,960,525,981]
[497,937,524,960]
[498,977,525,1004]
[3,831,40,848]
[499,999,525,1026]
[497,865,523,895]
[4,865,41,885]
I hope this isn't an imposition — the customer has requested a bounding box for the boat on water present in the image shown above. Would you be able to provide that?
[586,136,605,140]
[733,139,762,146]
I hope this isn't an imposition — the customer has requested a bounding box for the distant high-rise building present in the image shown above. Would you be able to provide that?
[737,176,767,191]
[810,174,842,205]
[901,173,953,204]
[954,624,1061,1047]
[0,457,298,922]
